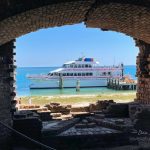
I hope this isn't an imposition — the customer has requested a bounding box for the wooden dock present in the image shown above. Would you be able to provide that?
[107,77,137,90]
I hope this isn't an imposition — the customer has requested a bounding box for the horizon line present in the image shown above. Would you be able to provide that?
[17,65,136,68]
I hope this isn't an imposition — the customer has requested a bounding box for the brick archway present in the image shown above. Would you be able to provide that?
[0,1,150,44]
[0,0,150,144]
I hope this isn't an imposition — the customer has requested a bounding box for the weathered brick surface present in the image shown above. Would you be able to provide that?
[0,1,150,44]
[85,2,150,44]
[0,0,95,45]
[135,40,150,104]
[0,40,16,144]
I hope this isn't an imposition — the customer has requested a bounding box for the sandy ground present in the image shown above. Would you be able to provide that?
[19,92,136,107]
[40,92,135,99]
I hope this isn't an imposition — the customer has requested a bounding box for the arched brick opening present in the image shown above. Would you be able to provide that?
[0,0,150,145]
[0,1,150,44]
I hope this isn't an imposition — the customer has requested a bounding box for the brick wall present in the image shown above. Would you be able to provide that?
[0,40,16,144]
[0,0,94,45]
[0,1,150,45]
[135,39,150,104]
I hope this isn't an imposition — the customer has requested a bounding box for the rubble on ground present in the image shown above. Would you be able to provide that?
[13,100,150,149]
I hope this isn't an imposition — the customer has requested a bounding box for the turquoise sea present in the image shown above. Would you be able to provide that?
[16,66,136,96]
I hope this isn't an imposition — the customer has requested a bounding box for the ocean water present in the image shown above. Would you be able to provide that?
[16,66,136,96]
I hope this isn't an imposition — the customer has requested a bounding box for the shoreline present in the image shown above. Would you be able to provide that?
[18,91,136,98]
[19,92,136,106]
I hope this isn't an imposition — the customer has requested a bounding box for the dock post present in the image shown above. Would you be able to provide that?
[129,85,131,90]
[132,84,135,90]
[107,78,108,87]
[114,79,117,89]
[117,79,119,85]
[117,79,120,90]
[111,79,113,88]
[59,75,63,89]
[76,80,80,92]
[108,78,110,88]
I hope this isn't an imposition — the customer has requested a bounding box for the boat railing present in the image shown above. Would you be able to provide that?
[26,74,48,78]
[93,66,122,69]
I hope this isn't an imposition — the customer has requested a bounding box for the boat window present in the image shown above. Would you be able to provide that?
[63,64,68,68]
[63,73,66,76]
[108,72,111,75]
[102,72,106,76]
[86,73,89,76]
[51,73,53,76]
[70,73,73,76]
[70,64,73,68]
[82,64,84,68]
[78,73,81,76]
[85,64,88,68]
[74,65,77,68]
[74,73,77,76]
[89,73,93,76]
[67,73,69,76]
[89,65,92,68]
[78,65,81,68]
[82,73,85,76]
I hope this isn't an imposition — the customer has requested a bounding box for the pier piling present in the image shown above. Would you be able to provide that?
[59,75,63,89]
[76,80,80,92]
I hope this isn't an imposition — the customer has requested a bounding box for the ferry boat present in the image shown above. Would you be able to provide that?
[27,57,124,89]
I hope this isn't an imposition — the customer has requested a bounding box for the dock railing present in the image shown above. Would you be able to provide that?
[107,78,137,90]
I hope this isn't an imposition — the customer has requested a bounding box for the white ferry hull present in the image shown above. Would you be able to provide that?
[27,57,123,89]
[29,78,108,89]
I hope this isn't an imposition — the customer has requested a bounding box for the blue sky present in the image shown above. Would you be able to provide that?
[16,23,139,67]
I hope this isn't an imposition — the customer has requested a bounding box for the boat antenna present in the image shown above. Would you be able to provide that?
[113,57,116,66]
[81,52,85,59]
[121,63,124,78]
